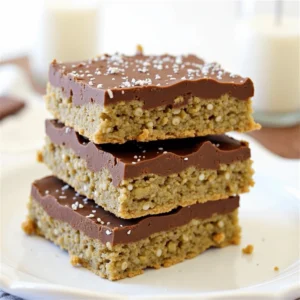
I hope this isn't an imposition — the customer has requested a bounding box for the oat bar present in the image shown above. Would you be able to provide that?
[23,176,241,281]
[46,53,260,144]
[40,119,254,219]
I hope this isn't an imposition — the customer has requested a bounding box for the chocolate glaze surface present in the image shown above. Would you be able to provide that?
[46,119,251,186]
[32,176,240,245]
[49,53,254,109]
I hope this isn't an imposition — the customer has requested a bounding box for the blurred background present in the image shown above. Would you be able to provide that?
[0,0,299,158]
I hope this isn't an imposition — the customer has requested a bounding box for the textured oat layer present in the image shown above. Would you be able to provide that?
[41,137,254,219]
[23,197,240,281]
[45,84,260,144]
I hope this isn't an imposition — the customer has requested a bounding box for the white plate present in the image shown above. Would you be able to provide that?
[0,137,300,300]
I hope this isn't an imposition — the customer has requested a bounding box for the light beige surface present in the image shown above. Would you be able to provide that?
[41,138,254,219]
[45,84,260,144]
[23,197,240,281]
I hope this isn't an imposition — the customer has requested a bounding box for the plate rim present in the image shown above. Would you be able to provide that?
[1,262,299,300]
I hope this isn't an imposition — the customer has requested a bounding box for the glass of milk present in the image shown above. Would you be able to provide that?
[234,0,300,127]
[30,0,100,86]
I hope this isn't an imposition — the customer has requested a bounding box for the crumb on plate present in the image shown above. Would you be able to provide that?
[22,218,37,235]
[242,244,254,254]
[36,150,43,163]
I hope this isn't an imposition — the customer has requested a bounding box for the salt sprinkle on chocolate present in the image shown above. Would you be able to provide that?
[107,89,114,98]
[65,127,71,134]
[61,184,69,191]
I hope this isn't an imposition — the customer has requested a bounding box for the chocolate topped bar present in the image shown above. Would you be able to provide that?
[31,176,240,246]
[46,119,251,186]
[49,53,254,109]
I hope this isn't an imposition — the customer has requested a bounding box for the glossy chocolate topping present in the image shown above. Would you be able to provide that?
[46,119,251,186]
[32,176,240,245]
[49,53,254,109]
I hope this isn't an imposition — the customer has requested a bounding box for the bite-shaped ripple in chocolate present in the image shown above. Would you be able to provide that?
[46,119,251,186]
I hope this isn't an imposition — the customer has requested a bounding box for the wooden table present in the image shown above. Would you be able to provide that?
[1,56,299,159]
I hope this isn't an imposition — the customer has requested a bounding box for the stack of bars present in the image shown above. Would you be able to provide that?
[22,50,260,280]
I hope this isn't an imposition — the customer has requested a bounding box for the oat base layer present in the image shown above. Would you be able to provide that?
[45,84,260,144]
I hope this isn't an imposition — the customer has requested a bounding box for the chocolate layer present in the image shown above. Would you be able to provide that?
[49,53,254,109]
[31,176,239,246]
[46,119,251,186]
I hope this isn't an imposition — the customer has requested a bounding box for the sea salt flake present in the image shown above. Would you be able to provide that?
[61,184,69,191]
[107,89,114,98]
[133,78,152,86]
[71,203,78,210]
[107,67,121,74]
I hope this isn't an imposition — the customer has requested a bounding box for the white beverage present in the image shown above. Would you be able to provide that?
[31,0,99,84]
[234,16,300,114]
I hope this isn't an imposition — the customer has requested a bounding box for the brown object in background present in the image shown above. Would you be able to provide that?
[249,125,300,159]
[0,56,45,95]
[0,96,25,120]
